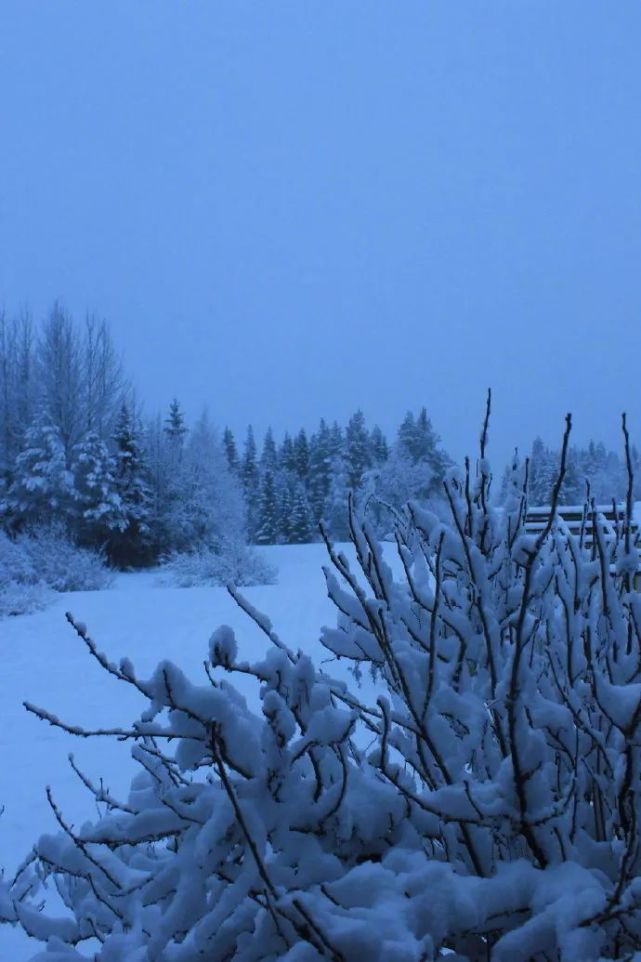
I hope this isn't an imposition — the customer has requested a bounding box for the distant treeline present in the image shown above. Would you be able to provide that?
[0,306,452,566]
[1,305,637,569]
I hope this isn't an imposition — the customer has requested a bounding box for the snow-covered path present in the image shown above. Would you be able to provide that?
[0,542,395,960]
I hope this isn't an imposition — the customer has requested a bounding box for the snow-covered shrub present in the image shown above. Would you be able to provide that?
[160,539,277,588]
[16,525,113,592]
[8,407,641,960]
[0,576,52,617]
[0,530,50,616]
[0,526,112,616]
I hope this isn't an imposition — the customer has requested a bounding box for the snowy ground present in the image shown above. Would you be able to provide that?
[0,542,399,960]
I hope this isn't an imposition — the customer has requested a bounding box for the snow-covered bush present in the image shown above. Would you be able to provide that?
[0,530,49,616]
[17,525,113,593]
[7,407,641,960]
[0,525,112,616]
[160,540,277,588]
[0,577,52,618]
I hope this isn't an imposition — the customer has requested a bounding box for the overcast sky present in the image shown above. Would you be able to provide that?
[1,1,640,470]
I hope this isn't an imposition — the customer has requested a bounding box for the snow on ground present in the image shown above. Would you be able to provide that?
[0,542,400,960]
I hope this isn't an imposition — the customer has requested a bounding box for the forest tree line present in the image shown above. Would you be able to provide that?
[0,305,638,569]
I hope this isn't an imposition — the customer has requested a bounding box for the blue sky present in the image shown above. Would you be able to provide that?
[1,1,640,469]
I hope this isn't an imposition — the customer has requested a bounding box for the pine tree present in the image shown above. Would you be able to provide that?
[260,427,278,473]
[277,481,293,544]
[223,427,239,473]
[166,410,246,554]
[70,431,125,546]
[308,419,333,522]
[293,429,310,482]
[108,404,154,567]
[256,470,280,544]
[528,438,557,506]
[370,424,389,464]
[324,454,351,540]
[3,416,74,529]
[279,433,297,474]
[288,482,314,543]
[241,426,260,541]
[344,410,372,491]
[164,398,187,446]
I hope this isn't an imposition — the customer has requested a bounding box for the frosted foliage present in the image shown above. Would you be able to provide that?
[0,526,111,616]
[160,542,277,588]
[7,439,641,960]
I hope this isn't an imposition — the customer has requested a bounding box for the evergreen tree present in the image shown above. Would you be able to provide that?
[308,419,333,522]
[256,470,280,544]
[324,454,351,540]
[260,427,278,473]
[223,427,239,473]
[164,398,187,446]
[288,482,314,543]
[293,428,310,482]
[277,481,293,544]
[279,433,297,474]
[396,407,450,496]
[241,426,260,541]
[144,414,173,556]
[70,431,125,546]
[370,424,389,464]
[108,404,154,567]
[2,416,74,529]
[528,438,558,506]
[167,410,246,555]
[344,410,372,491]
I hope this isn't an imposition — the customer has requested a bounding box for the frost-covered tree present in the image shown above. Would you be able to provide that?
[81,313,124,438]
[369,424,389,465]
[344,410,372,491]
[279,432,297,475]
[293,428,310,482]
[0,311,36,488]
[166,409,246,556]
[70,431,125,545]
[260,427,278,474]
[2,416,74,529]
[107,404,154,567]
[11,403,641,961]
[164,398,187,448]
[323,452,351,539]
[256,469,280,545]
[36,304,86,457]
[308,419,333,523]
[223,426,239,474]
[242,426,260,541]
[288,481,314,543]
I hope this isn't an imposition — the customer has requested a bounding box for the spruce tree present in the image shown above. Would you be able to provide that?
[344,410,372,491]
[370,424,389,464]
[256,470,280,544]
[70,431,125,546]
[279,433,297,474]
[277,480,293,544]
[260,427,278,473]
[164,398,187,447]
[3,416,74,529]
[288,482,314,543]
[223,427,239,473]
[528,438,557,506]
[308,419,333,522]
[241,426,260,541]
[108,404,154,567]
[293,428,310,482]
